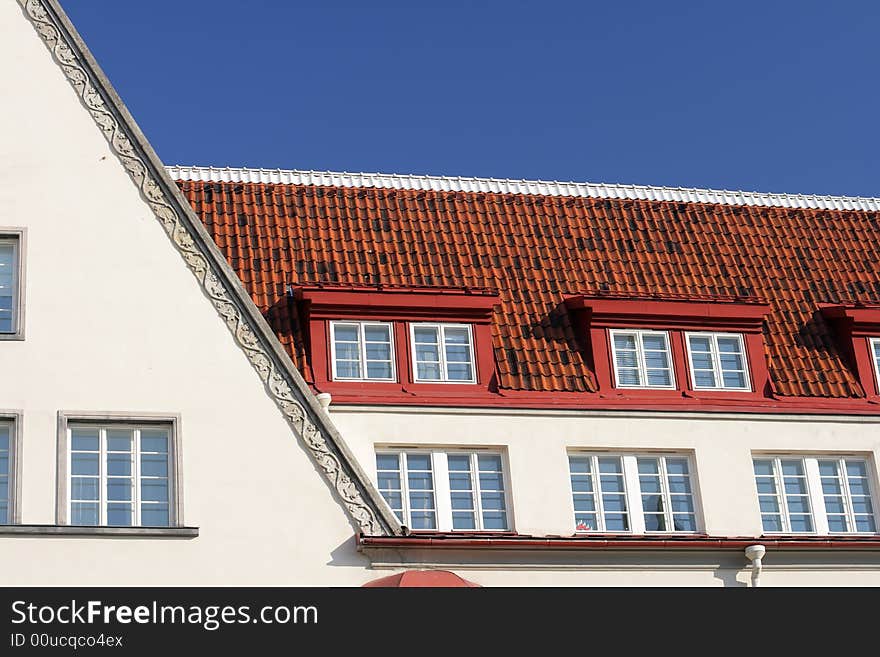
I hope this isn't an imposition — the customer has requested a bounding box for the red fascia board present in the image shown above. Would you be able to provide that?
[296,286,500,321]
[819,304,880,333]
[357,534,880,551]
[322,388,880,414]
[565,296,770,330]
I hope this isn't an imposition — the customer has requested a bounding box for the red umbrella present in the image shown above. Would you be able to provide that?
[362,570,481,587]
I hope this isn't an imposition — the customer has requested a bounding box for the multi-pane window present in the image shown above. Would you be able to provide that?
[871,338,880,393]
[330,321,395,381]
[609,330,674,388]
[376,450,509,531]
[0,421,11,524]
[69,424,172,527]
[0,237,19,334]
[568,453,698,533]
[686,332,750,391]
[411,323,476,383]
[753,456,878,534]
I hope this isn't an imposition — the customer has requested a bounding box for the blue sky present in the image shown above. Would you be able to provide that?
[61,1,878,196]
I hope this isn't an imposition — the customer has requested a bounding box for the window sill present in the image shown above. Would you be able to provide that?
[0,525,198,538]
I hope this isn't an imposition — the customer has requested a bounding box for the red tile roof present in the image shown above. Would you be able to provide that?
[175,174,880,399]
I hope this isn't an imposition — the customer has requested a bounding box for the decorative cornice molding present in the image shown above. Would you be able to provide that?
[167,165,880,213]
[20,0,398,536]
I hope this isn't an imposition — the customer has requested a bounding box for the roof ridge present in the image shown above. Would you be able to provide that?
[166,164,880,212]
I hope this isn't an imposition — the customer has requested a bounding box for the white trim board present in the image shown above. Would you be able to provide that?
[166,165,880,212]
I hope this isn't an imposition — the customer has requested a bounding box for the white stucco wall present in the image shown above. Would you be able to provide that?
[0,0,370,585]
[4,0,880,587]
[332,405,880,585]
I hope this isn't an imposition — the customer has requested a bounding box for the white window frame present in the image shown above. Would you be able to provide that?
[329,320,396,382]
[753,454,879,536]
[375,448,510,531]
[608,329,676,389]
[0,230,25,340]
[409,323,477,384]
[870,338,880,395]
[568,451,701,534]
[57,414,182,527]
[0,413,22,525]
[685,331,751,392]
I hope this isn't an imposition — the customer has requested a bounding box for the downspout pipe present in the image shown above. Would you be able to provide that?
[744,544,766,587]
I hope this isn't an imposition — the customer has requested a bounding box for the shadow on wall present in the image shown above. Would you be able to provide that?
[327,534,370,569]
[713,567,748,587]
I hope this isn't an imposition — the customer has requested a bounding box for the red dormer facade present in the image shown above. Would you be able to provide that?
[295,285,499,404]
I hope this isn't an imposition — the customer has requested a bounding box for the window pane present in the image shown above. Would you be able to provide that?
[478,454,502,471]
[717,337,741,354]
[448,454,471,471]
[71,477,99,501]
[365,362,393,379]
[413,327,439,344]
[446,362,473,381]
[141,504,170,527]
[646,369,672,386]
[335,361,361,378]
[452,512,476,530]
[71,429,99,452]
[644,350,669,369]
[107,503,132,527]
[616,368,641,386]
[107,479,132,501]
[376,453,399,471]
[333,325,359,342]
[443,327,470,345]
[140,431,168,453]
[0,243,15,333]
[106,430,132,452]
[688,336,712,352]
[691,352,713,370]
[615,351,639,369]
[416,363,441,380]
[722,371,746,388]
[334,343,360,361]
[106,454,131,477]
[641,334,667,351]
[71,453,99,476]
[363,325,390,343]
[141,454,168,478]
[71,502,99,526]
[445,345,471,363]
[141,480,169,502]
[365,343,391,361]
[613,334,637,351]
[406,454,431,471]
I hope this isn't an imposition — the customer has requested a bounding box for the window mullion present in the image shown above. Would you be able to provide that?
[133,429,141,527]
[774,458,790,533]
[358,322,369,380]
[438,326,448,381]
[592,456,606,532]
[400,453,412,528]
[433,452,452,531]
[622,455,645,534]
[711,335,725,388]
[804,457,827,535]
[99,428,107,526]
[635,332,649,387]
[839,458,858,533]
[658,457,673,531]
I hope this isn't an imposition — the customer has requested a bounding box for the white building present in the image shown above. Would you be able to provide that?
[2,0,880,586]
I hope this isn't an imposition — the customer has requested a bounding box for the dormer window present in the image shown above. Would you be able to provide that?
[294,285,499,400]
[411,323,476,383]
[685,332,750,391]
[565,294,770,396]
[609,329,674,389]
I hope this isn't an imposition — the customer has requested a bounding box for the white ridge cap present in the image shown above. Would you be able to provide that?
[165,165,880,212]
